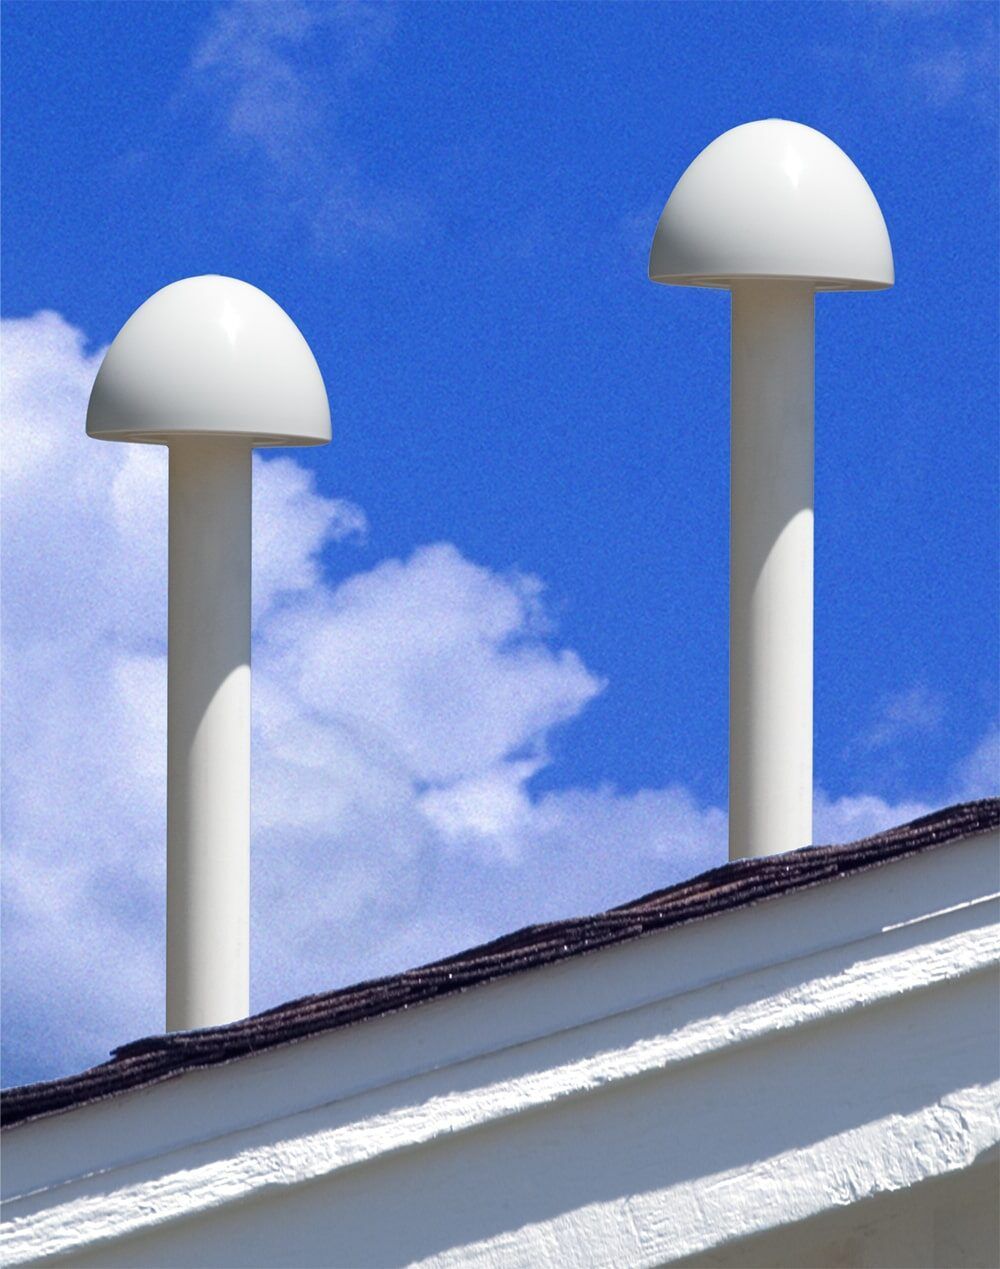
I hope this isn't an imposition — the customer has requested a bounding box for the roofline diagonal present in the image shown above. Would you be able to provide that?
[2,797,997,1130]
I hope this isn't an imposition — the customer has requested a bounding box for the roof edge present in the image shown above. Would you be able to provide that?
[3,798,997,1130]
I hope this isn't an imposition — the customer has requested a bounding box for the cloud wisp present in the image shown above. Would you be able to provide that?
[182,0,420,256]
[861,683,946,752]
[815,4,997,122]
[1,312,993,1086]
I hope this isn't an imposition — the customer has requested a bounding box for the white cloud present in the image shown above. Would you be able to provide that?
[815,6,996,121]
[909,42,991,108]
[0,312,367,1080]
[1,312,993,1087]
[183,0,420,255]
[951,726,1000,802]
[0,312,722,1082]
[191,2,329,167]
[861,683,946,752]
[815,723,997,845]
[813,790,930,846]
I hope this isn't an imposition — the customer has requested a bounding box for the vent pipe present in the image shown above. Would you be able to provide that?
[648,120,893,860]
[86,276,330,1030]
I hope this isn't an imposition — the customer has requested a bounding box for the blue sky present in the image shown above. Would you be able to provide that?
[2,1,997,1087]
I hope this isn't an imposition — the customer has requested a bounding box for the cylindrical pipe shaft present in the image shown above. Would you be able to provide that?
[729,281,814,860]
[166,438,252,1030]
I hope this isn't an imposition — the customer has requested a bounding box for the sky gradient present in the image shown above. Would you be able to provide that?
[2,0,997,1087]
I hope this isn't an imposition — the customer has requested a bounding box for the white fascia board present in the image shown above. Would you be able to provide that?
[6,829,996,1194]
[2,829,998,1267]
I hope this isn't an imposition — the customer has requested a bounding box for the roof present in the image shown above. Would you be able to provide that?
[3,797,997,1130]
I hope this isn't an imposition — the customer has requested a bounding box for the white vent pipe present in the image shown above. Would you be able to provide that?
[729,281,814,860]
[648,120,893,860]
[86,275,330,1030]
[165,439,252,1030]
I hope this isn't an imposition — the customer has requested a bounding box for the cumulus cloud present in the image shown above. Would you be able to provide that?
[1,312,993,1086]
[814,723,997,845]
[0,312,722,1083]
[0,312,366,1082]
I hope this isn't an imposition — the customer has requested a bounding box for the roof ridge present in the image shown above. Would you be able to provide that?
[3,797,996,1129]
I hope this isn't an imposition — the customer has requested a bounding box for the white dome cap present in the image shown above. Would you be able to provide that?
[649,120,893,291]
[87,275,331,446]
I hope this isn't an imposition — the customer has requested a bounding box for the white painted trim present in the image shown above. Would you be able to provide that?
[3,829,998,1266]
[7,921,992,1242]
[7,829,996,1201]
[430,1090,1000,1268]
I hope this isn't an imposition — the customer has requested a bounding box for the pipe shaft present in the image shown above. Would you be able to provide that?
[729,281,814,860]
[166,439,251,1030]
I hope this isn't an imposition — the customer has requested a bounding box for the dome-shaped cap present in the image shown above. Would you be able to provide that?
[649,120,893,291]
[87,275,331,446]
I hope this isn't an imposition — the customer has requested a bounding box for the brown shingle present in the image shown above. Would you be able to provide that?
[3,797,996,1129]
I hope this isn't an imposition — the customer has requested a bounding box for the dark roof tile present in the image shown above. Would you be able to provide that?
[3,797,996,1129]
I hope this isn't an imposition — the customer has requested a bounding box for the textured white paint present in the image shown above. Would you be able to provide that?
[674,1160,999,1269]
[9,828,990,1202]
[3,828,998,1267]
